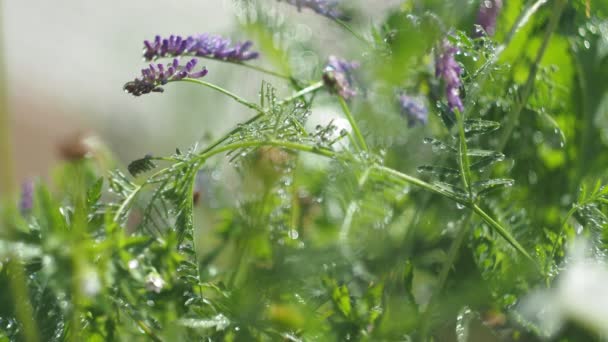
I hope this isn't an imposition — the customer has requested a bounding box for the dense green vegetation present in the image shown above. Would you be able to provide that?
[1,0,608,340]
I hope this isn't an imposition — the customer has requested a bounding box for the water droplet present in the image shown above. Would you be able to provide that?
[456,203,466,210]
[288,229,299,239]
[578,27,587,37]
[128,259,139,270]
[584,40,591,49]
[528,171,538,185]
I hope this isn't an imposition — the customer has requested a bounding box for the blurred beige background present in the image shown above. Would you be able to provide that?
[3,0,399,184]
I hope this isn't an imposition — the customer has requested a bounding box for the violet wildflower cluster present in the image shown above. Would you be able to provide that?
[474,0,503,37]
[398,93,429,127]
[20,180,34,213]
[143,34,259,62]
[278,0,347,20]
[435,40,464,113]
[124,58,208,96]
[322,55,359,100]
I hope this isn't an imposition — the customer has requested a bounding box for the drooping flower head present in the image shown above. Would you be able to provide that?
[124,58,208,96]
[143,34,259,62]
[278,0,347,20]
[474,0,503,37]
[435,40,464,113]
[20,180,34,214]
[323,55,359,100]
[398,93,429,127]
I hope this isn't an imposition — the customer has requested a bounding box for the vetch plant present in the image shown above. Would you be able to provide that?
[1,1,608,341]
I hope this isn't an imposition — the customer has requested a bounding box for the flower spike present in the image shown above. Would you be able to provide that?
[124,58,208,96]
[398,93,429,127]
[435,40,463,113]
[322,55,359,100]
[474,0,503,37]
[143,34,259,62]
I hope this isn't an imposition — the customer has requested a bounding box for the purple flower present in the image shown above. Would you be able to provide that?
[278,0,347,20]
[143,34,259,62]
[124,58,208,96]
[20,180,34,213]
[435,40,463,113]
[398,93,428,127]
[322,55,359,100]
[474,0,503,37]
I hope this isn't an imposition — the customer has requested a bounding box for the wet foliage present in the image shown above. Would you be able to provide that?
[1,0,608,341]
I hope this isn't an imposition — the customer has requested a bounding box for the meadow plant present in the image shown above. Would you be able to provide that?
[2,0,608,341]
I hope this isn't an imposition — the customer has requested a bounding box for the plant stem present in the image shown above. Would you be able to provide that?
[196,80,325,155]
[338,96,368,152]
[189,134,532,265]
[280,81,324,104]
[419,213,473,341]
[195,139,336,163]
[338,167,372,279]
[494,0,550,58]
[471,204,534,262]
[497,0,567,151]
[333,19,369,45]
[454,109,472,195]
[181,78,262,111]
[113,185,143,223]
[6,260,40,342]
[549,204,579,262]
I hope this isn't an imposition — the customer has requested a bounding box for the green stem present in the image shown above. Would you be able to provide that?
[113,185,143,223]
[338,167,372,278]
[6,259,40,342]
[494,0,550,58]
[195,139,336,163]
[280,81,324,104]
[471,204,534,262]
[497,0,567,151]
[454,109,472,195]
[196,80,324,155]
[338,96,368,152]
[419,213,473,341]
[181,78,262,111]
[186,162,205,284]
[376,165,466,203]
[549,204,579,263]
[333,19,369,45]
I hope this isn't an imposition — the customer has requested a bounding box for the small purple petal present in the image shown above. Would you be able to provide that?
[435,40,464,113]
[142,34,260,62]
[474,0,503,37]
[398,93,429,127]
[124,58,208,96]
[20,180,34,213]
[322,55,359,100]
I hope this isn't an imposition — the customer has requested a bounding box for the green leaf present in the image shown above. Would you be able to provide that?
[463,119,500,137]
[473,179,515,196]
[86,178,104,208]
[469,153,506,171]
[416,165,460,178]
[332,284,353,319]
[431,181,470,203]
[423,137,457,153]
